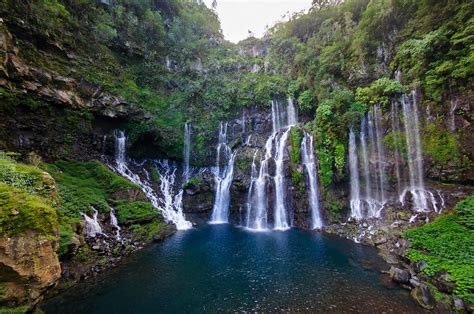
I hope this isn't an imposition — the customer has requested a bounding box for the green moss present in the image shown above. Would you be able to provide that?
[0,153,53,197]
[150,167,160,183]
[43,160,140,215]
[57,218,78,257]
[289,127,303,165]
[182,177,203,189]
[0,183,58,238]
[403,196,474,303]
[0,306,29,314]
[115,201,159,225]
[129,221,167,242]
[422,123,464,165]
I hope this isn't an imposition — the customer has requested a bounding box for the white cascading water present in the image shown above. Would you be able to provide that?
[399,91,431,212]
[154,160,193,228]
[301,131,323,229]
[273,129,291,230]
[82,208,103,238]
[112,131,192,230]
[349,83,444,219]
[247,98,297,230]
[210,122,236,223]
[287,97,298,127]
[390,100,404,195]
[349,129,363,220]
[349,105,387,220]
[109,207,121,240]
[183,122,192,183]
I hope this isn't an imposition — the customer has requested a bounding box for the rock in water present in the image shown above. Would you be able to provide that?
[389,266,411,283]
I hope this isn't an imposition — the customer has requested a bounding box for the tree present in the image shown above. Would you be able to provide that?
[312,0,344,10]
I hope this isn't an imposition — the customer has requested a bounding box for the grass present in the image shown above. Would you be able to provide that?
[403,196,474,303]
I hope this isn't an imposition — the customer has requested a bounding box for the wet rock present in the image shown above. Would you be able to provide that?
[435,273,456,294]
[453,298,465,311]
[409,278,420,287]
[411,283,436,310]
[413,261,428,273]
[390,266,411,283]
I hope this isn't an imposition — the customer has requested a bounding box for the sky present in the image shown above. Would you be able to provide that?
[202,0,312,43]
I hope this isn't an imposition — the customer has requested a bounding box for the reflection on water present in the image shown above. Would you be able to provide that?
[42,225,420,313]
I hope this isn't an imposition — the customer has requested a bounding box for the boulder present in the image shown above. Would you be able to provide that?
[435,273,456,294]
[389,266,411,283]
[0,232,61,308]
[411,283,436,310]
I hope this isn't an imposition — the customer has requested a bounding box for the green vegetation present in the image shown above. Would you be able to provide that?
[403,196,474,303]
[183,176,203,189]
[0,183,58,238]
[289,127,304,189]
[266,0,472,186]
[129,221,168,242]
[0,154,58,238]
[115,202,158,225]
[43,160,140,215]
[42,160,150,255]
[0,153,55,197]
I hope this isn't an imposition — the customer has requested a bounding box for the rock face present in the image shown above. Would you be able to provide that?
[0,28,153,161]
[0,232,61,308]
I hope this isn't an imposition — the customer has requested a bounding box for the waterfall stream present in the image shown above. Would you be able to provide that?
[349,87,444,219]
[183,122,192,183]
[301,131,323,229]
[109,207,121,240]
[112,131,192,230]
[246,98,298,231]
[273,129,291,230]
[210,122,236,224]
[82,208,103,238]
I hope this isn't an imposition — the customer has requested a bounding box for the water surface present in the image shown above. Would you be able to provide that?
[42,225,421,313]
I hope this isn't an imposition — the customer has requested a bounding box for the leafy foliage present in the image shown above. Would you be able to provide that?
[403,196,474,303]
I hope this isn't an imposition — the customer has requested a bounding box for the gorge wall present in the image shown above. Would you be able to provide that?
[0,0,473,311]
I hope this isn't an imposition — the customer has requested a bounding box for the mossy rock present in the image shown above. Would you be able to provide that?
[0,183,58,238]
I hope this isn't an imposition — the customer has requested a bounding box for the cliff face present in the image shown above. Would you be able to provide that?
[0,232,61,308]
[0,26,153,161]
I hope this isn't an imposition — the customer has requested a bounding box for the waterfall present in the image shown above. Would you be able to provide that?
[183,122,192,183]
[246,98,298,230]
[112,131,192,230]
[273,129,291,230]
[390,101,403,195]
[154,160,193,228]
[109,207,121,240]
[287,97,297,126]
[82,208,103,238]
[210,122,236,224]
[373,104,386,205]
[271,98,298,133]
[399,91,430,212]
[246,134,275,230]
[301,131,323,229]
[349,129,363,220]
[348,105,387,220]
